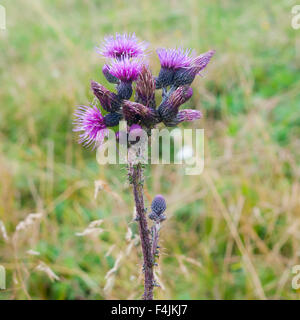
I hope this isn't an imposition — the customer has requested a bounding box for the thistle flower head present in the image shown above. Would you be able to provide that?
[122,100,159,127]
[109,57,143,83]
[135,65,156,109]
[155,48,194,89]
[169,86,193,107]
[73,105,108,149]
[98,33,148,59]
[158,86,193,123]
[156,48,193,70]
[149,195,167,222]
[91,80,121,112]
[75,36,215,152]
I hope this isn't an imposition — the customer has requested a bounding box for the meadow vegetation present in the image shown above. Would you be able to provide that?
[0,0,299,299]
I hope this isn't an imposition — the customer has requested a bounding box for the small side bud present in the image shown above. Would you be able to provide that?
[102,64,120,84]
[149,195,167,222]
[173,50,215,87]
[158,86,193,123]
[122,101,159,128]
[135,65,156,109]
[91,80,121,112]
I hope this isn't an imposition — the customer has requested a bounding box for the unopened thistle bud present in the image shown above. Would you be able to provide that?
[102,64,119,84]
[158,86,193,122]
[135,65,156,109]
[122,101,159,128]
[173,50,215,87]
[91,80,121,112]
[149,195,167,222]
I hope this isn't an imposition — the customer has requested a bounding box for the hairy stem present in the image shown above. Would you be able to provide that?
[129,162,154,300]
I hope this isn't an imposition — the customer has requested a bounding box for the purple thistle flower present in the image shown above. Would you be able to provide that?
[156,48,193,70]
[109,58,144,100]
[158,86,193,122]
[155,48,194,89]
[98,33,147,59]
[73,105,108,149]
[109,57,143,83]
[173,50,215,87]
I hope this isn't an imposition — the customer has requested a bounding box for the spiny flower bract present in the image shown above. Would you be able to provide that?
[158,86,193,122]
[102,64,119,84]
[192,50,215,75]
[91,80,121,112]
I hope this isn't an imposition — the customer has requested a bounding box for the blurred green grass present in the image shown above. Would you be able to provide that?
[0,0,299,300]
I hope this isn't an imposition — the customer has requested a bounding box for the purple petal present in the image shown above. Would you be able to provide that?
[73,105,108,149]
[156,48,194,70]
[97,33,148,59]
[109,57,143,82]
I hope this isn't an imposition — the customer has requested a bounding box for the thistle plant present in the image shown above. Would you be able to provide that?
[73,33,214,300]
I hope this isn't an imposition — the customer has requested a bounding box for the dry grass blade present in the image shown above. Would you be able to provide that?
[35,262,60,282]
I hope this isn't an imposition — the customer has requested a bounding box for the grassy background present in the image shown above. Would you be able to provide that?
[0,0,300,300]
